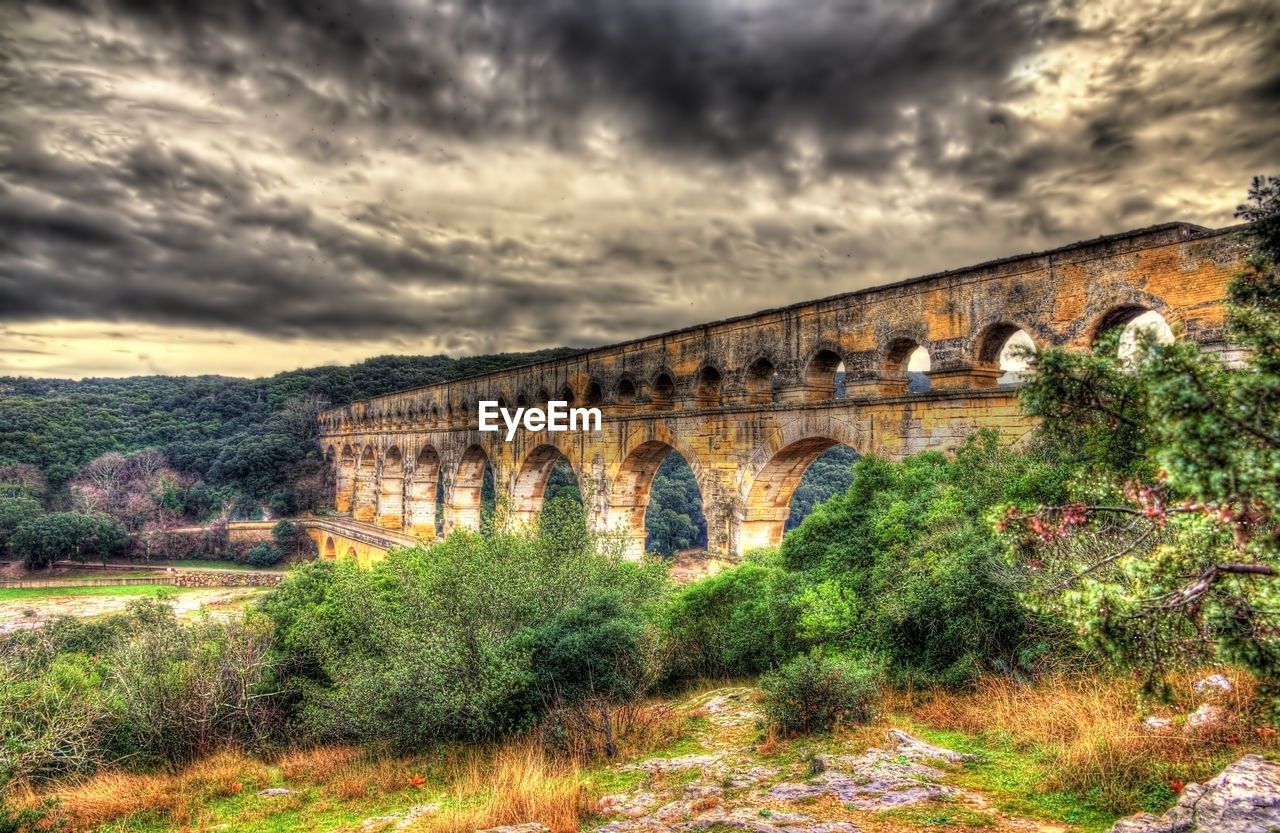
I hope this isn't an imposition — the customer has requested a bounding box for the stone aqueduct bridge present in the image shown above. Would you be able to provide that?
[316,222,1244,560]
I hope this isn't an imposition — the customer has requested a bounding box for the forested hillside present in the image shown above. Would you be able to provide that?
[0,350,579,518]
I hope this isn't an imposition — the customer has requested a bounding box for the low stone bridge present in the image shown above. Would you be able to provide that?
[316,222,1245,559]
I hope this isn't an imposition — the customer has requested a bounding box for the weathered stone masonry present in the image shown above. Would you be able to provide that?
[316,222,1246,560]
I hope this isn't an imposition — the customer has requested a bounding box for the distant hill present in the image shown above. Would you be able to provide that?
[0,349,580,516]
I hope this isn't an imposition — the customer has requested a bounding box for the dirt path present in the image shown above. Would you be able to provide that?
[0,587,265,633]
[589,687,1072,833]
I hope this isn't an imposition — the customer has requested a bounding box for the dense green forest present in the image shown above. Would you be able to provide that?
[0,350,578,518]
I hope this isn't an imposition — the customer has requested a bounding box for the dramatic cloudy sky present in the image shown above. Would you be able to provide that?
[1,0,1276,378]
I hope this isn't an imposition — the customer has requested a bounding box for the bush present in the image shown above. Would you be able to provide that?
[10,512,128,569]
[760,652,879,735]
[780,431,1069,685]
[263,499,668,749]
[246,540,283,568]
[660,560,803,683]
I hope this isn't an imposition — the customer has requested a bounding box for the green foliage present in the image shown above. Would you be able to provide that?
[759,652,879,735]
[0,496,41,555]
[645,453,706,556]
[531,592,649,707]
[0,600,283,783]
[0,348,578,517]
[262,500,667,749]
[781,431,1068,685]
[660,560,803,682]
[246,540,284,568]
[1012,176,1280,698]
[10,512,128,569]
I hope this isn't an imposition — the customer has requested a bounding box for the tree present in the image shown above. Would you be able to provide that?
[11,512,128,569]
[0,496,41,556]
[1007,176,1280,695]
[530,593,651,757]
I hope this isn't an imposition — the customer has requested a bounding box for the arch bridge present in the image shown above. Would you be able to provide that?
[317,222,1244,559]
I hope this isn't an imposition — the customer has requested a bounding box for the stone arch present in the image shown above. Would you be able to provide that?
[693,365,723,408]
[345,546,357,559]
[377,446,405,530]
[517,392,531,408]
[450,444,490,532]
[803,347,846,401]
[353,444,378,522]
[616,375,638,408]
[535,387,551,406]
[408,444,441,537]
[324,536,336,558]
[559,384,576,405]
[738,414,863,552]
[607,426,710,559]
[510,444,577,525]
[974,320,1040,384]
[744,355,778,405]
[650,371,676,410]
[1089,303,1176,359]
[584,381,603,406]
[430,405,440,427]
[336,444,356,516]
[882,335,932,392]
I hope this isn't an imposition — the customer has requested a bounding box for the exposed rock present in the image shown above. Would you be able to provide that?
[1143,716,1174,732]
[768,730,967,810]
[886,728,975,763]
[258,787,294,796]
[1185,703,1224,731]
[1192,674,1232,695]
[1106,755,1280,833]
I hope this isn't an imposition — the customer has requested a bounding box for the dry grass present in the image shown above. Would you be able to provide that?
[23,749,271,831]
[16,697,691,833]
[403,743,586,833]
[906,669,1277,811]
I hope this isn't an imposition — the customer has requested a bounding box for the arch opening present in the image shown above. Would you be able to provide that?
[617,378,637,406]
[560,385,575,406]
[536,388,551,406]
[377,447,405,530]
[584,382,603,406]
[517,393,530,408]
[1096,307,1174,367]
[694,366,722,408]
[746,358,778,405]
[345,546,357,559]
[651,373,675,410]
[742,438,861,551]
[610,441,705,559]
[324,537,336,559]
[885,339,932,392]
[979,324,1037,385]
[408,445,441,537]
[805,350,844,401]
[353,445,378,522]
[451,445,495,533]
[511,446,581,525]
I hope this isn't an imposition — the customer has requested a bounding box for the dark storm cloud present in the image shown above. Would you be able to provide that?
[1,0,1277,362]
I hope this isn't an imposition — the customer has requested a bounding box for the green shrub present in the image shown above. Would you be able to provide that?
[660,560,803,683]
[781,431,1069,685]
[263,499,668,749]
[246,540,283,567]
[11,512,128,569]
[760,652,878,735]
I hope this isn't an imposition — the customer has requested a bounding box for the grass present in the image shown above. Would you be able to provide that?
[12,700,689,833]
[881,668,1278,827]
[0,585,203,602]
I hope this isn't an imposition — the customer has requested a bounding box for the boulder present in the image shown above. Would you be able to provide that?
[1192,674,1232,695]
[1106,755,1280,833]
